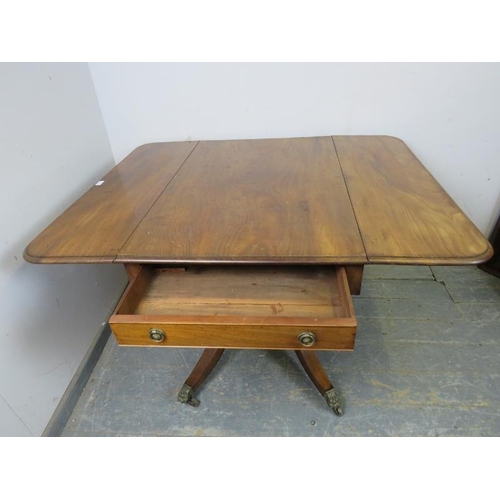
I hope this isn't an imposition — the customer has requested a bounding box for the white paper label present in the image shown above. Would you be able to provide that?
[95,180,105,186]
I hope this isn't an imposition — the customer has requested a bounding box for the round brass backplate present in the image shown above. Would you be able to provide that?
[149,328,166,343]
[298,331,316,347]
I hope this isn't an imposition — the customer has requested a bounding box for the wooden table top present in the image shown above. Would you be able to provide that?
[24,136,493,266]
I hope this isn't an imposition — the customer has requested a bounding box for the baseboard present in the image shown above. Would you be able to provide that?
[42,322,112,437]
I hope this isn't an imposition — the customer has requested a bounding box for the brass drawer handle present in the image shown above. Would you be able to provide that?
[298,331,316,347]
[149,328,166,343]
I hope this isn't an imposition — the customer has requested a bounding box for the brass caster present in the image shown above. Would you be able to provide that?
[177,384,200,407]
[324,388,343,416]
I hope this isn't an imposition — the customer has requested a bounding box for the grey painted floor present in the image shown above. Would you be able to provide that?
[62,265,500,436]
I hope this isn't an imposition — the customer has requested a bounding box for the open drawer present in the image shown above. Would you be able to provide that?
[109,265,357,350]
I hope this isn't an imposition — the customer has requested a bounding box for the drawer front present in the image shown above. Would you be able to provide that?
[110,321,356,351]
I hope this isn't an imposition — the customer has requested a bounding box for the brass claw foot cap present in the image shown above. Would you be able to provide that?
[324,388,343,416]
[177,384,200,407]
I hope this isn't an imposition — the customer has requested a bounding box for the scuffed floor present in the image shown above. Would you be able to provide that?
[62,265,500,436]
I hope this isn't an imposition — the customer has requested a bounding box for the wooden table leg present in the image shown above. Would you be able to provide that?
[295,350,343,415]
[177,348,225,407]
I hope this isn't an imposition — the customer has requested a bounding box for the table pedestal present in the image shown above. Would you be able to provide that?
[177,348,343,415]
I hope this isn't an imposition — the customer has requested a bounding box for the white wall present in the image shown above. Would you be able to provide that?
[89,62,500,235]
[0,63,127,436]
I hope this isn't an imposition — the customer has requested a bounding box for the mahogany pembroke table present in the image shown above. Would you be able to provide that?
[25,136,493,415]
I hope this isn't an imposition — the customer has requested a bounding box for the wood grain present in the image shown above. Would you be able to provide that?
[295,350,334,394]
[124,264,143,281]
[333,136,493,265]
[24,142,197,263]
[183,348,225,392]
[116,265,353,318]
[25,136,491,267]
[117,137,367,264]
[110,321,356,351]
[344,265,364,295]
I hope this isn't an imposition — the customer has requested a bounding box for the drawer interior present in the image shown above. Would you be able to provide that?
[111,265,357,350]
[115,265,355,322]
